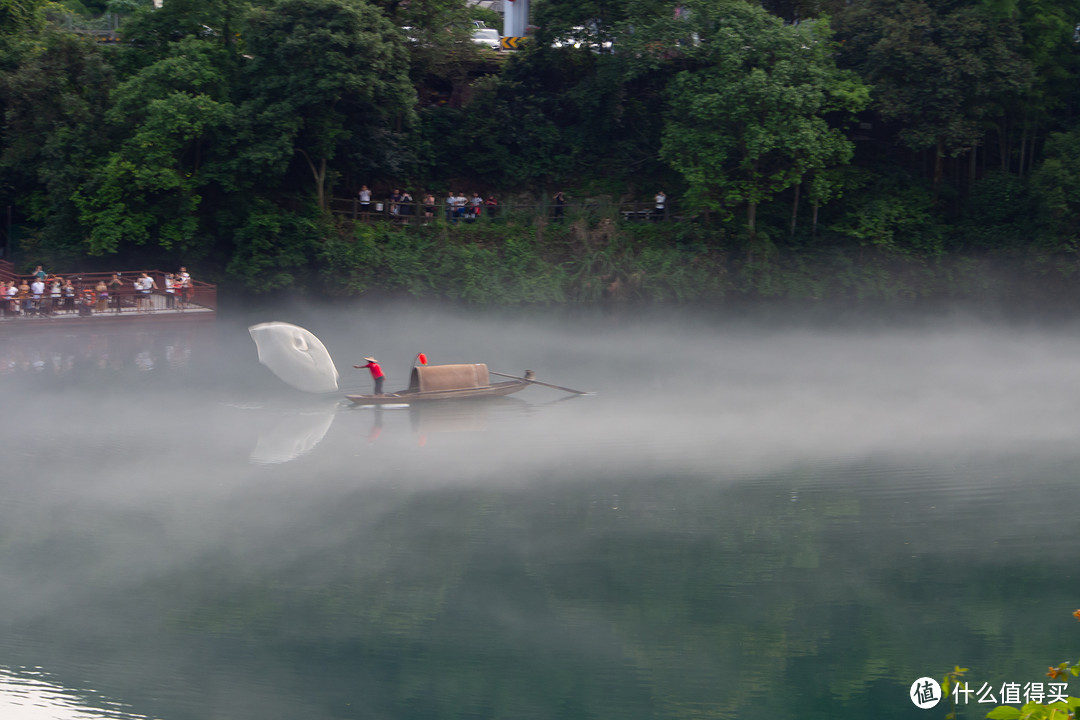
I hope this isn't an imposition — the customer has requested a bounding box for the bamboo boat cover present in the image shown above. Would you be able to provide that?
[408,363,491,392]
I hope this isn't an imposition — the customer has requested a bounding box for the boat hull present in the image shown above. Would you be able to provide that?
[346,380,529,405]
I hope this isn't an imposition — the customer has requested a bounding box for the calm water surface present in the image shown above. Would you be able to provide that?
[1,304,1078,720]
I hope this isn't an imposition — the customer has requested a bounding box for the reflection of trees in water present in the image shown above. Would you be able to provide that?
[2,465,1078,720]
[0,330,195,377]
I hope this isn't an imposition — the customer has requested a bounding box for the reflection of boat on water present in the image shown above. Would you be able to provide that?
[346,364,534,405]
[407,396,527,434]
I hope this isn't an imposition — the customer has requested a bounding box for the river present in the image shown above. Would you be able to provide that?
[1,302,1077,720]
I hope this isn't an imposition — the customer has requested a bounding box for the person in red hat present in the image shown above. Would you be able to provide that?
[354,357,385,395]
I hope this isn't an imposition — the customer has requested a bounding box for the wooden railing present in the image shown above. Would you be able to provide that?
[326,197,672,224]
[2,269,216,318]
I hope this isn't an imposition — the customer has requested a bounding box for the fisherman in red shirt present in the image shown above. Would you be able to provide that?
[354,356,385,395]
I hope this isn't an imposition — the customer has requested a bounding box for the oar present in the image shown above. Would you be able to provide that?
[490,370,595,395]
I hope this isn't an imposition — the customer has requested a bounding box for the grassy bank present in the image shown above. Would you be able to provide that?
[299,216,1080,308]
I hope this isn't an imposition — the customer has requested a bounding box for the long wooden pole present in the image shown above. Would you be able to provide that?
[490,370,594,395]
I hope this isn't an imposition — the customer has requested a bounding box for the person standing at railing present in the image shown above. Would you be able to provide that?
[423,193,436,218]
[177,267,192,309]
[399,190,414,224]
[16,279,29,315]
[49,276,61,315]
[469,192,483,221]
[107,273,123,312]
[30,275,45,316]
[164,273,176,309]
[135,272,157,313]
[95,279,109,313]
[553,191,566,223]
[653,190,666,222]
[14,280,27,317]
[63,278,76,313]
[358,185,371,216]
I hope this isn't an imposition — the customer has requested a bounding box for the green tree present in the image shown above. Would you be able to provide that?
[0,0,46,33]
[976,0,1080,177]
[226,199,322,291]
[241,0,416,209]
[1031,123,1080,250]
[0,30,115,262]
[643,2,868,237]
[117,0,249,65]
[836,0,1032,196]
[531,0,629,49]
[73,36,237,255]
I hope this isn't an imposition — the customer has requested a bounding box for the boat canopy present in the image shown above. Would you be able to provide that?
[408,363,491,392]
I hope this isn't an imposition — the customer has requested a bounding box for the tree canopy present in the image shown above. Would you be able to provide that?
[3,0,1080,291]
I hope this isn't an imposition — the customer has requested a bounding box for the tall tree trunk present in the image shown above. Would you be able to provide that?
[297,150,328,210]
[968,143,977,194]
[933,136,945,204]
[790,181,801,237]
[1018,128,1028,177]
[812,201,820,237]
[1029,128,1038,177]
[316,158,327,210]
[1002,117,1011,171]
[746,201,758,263]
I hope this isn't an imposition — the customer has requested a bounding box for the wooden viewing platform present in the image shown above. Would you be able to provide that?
[0,260,216,328]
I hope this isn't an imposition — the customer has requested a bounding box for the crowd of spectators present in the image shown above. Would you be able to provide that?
[354,187,671,223]
[358,187,501,223]
[0,265,195,320]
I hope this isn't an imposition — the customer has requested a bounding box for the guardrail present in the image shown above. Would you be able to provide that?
[327,197,672,224]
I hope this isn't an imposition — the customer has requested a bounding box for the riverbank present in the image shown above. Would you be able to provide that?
[300,220,1080,308]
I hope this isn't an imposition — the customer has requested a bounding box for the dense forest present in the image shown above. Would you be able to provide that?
[3,0,1080,303]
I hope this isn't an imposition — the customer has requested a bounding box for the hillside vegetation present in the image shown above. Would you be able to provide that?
[3,0,1080,303]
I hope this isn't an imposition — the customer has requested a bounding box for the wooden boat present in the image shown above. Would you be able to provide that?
[346,363,534,405]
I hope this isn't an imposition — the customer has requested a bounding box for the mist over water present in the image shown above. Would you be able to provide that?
[2,302,1079,720]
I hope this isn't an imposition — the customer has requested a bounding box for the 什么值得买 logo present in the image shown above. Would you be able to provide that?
[910,677,942,709]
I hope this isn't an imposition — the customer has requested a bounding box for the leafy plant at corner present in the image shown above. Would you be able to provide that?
[941,665,970,720]
[948,609,1080,720]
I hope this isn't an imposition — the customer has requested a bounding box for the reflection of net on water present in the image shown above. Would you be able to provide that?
[250,407,337,464]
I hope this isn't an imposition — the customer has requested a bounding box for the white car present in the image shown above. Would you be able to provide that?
[471,28,501,51]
